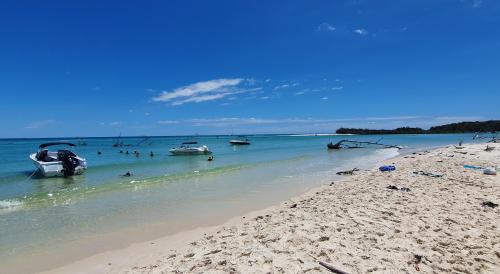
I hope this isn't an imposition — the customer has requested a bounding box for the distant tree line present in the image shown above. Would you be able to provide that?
[336,120,500,135]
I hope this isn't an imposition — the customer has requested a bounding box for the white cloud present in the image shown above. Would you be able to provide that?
[260,96,270,100]
[317,23,336,32]
[321,97,329,100]
[354,28,368,35]
[144,112,151,116]
[152,78,245,105]
[331,86,344,90]
[25,120,57,129]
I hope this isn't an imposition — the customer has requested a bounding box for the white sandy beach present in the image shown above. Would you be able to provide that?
[45,143,500,274]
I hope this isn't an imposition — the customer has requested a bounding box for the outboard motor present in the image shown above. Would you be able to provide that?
[58,150,78,177]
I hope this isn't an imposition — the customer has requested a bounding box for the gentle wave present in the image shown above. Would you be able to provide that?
[0,155,313,213]
[0,199,24,214]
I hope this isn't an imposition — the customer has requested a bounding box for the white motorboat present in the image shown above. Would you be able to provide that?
[30,142,87,177]
[169,142,212,155]
[229,136,251,145]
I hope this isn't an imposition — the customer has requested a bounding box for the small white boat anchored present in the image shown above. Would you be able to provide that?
[229,136,251,145]
[30,142,87,177]
[169,142,212,155]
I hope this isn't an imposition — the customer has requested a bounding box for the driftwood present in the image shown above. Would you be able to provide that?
[473,132,499,143]
[328,139,402,150]
[319,261,349,274]
[336,168,359,175]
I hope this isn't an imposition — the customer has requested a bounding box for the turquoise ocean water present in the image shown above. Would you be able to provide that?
[0,134,480,269]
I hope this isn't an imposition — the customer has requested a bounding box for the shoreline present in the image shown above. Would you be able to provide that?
[43,142,500,273]
[4,146,402,273]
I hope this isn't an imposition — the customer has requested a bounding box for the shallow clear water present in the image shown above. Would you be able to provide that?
[0,133,479,265]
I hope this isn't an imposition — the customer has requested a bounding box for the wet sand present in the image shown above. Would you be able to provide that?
[45,143,500,273]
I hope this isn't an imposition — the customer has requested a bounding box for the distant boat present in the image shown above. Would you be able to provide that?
[30,142,87,177]
[169,141,212,155]
[229,136,251,145]
[112,133,131,147]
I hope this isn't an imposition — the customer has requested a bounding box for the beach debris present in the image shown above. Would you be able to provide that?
[319,261,349,274]
[482,201,498,208]
[483,168,497,175]
[290,203,298,208]
[413,171,443,178]
[485,145,495,151]
[329,181,335,186]
[336,168,359,175]
[412,254,432,271]
[318,236,330,242]
[386,185,411,192]
[328,139,402,150]
[379,165,396,172]
[463,165,483,170]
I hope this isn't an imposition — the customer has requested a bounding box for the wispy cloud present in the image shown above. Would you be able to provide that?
[175,116,425,127]
[109,121,123,126]
[274,82,299,90]
[274,84,290,90]
[472,0,483,8]
[321,97,329,100]
[354,28,368,35]
[157,120,179,125]
[145,116,490,134]
[153,78,251,105]
[317,23,336,32]
[25,120,57,129]
[331,86,344,90]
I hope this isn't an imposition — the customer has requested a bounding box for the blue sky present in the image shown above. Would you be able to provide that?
[1,0,499,137]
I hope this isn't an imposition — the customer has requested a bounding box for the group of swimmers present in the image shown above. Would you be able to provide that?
[115,152,214,177]
[115,150,155,157]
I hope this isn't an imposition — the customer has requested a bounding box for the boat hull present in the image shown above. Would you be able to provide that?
[30,154,87,177]
[169,149,212,155]
[229,140,251,145]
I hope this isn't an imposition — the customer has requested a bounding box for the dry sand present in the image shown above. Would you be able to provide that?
[45,143,500,274]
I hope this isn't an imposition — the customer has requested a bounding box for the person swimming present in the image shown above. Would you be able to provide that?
[150,151,154,157]
[97,151,102,155]
[207,156,214,161]
[119,150,123,153]
[122,171,132,177]
[125,150,129,155]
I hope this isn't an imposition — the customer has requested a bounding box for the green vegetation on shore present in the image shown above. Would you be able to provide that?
[336,120,500,135]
